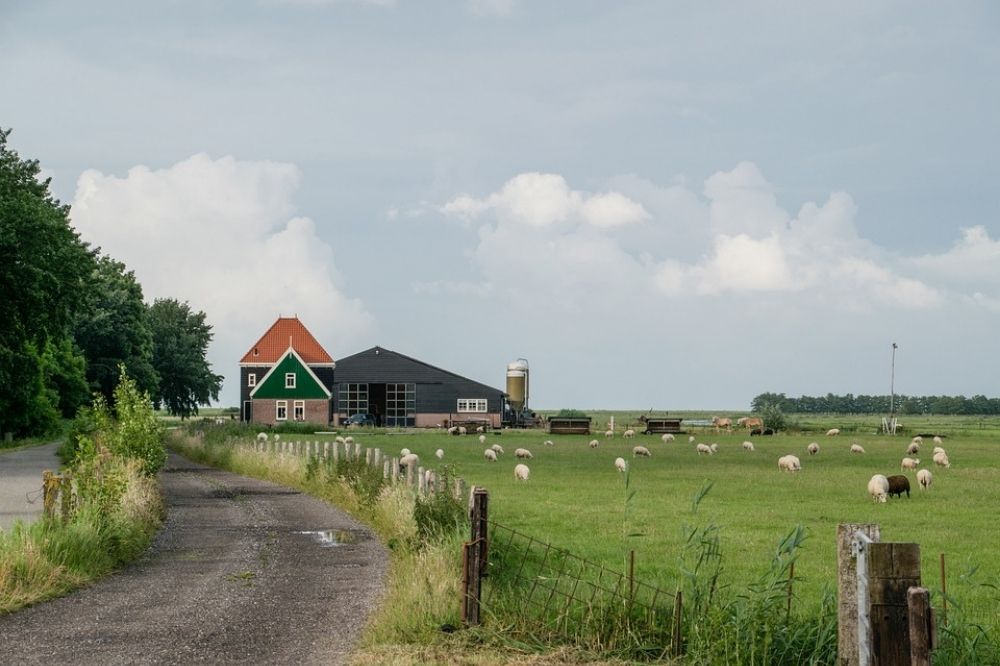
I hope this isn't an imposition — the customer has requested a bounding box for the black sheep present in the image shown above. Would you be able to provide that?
[886,474,910,499]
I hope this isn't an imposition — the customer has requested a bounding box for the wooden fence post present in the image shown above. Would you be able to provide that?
[417,466,426,495]
[383,458,391,479]
[907,587,933,666]
[869,542,921,666]
[391,458,399,483]
[42,471,56,519]
[838,523,881,666]
[672,589,683,657]
[463,486,489,626]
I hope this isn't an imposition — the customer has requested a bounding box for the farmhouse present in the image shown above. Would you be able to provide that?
[239,317,335,425]
[332,346,506,428]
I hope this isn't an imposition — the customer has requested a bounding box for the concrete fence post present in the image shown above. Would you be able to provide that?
[838,523,881,666]
[418,467,427,495]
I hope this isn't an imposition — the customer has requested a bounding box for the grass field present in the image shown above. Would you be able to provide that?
[251,415,1000,628]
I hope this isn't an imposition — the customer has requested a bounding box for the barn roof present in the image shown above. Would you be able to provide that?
[239,317,334,365]
[335,346,505,395]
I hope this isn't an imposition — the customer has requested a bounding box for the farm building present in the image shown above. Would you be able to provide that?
[332,346,506,428]
[239,317,335,425]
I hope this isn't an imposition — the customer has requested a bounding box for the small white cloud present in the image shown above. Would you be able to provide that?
[696,233,797,294]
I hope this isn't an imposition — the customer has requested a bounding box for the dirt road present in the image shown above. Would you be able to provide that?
[0,441,61,531]
[0,453,388,665]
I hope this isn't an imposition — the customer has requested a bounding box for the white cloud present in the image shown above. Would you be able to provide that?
[71,153,375,404]
[909,226,1000,284]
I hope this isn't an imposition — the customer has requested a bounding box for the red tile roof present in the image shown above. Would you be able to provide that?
[239,317,333,365]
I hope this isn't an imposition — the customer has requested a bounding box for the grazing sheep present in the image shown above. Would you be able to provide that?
[851,444,866,454]
[435,449,444,460]
[906,442,920,455]
[491,444,504,454]
[623,429,636,439]
[632,446,651,457]
[604,430,615,438]
[479,434,487,444]
[777,455,801,472]
[274,434,280,441]
[901,457,920,470]
[933,435,943,445]
[688,436,696,443]
[400,448,411,457]
[886,474,911,499]
[742,441,755,452]
[696,443,713,455]
[662,434,675,442]
[868,474,889,503]
[912,436,923,444]
[826,428,841,436]
[476,426,485,433]
[515,448,533,459]
[484,449,498,462]
[447,426,458,435]
[933,446,945,456]
[933,451,951,468]
[458,426,468,436]
[615,457,627,472]
[917,469,932,490]
[344,436,354,445]
[807,443,819,456]
[256,432,268,442]
[514,463,530,481]
[709,443,719,453]
[400,453,419,467]
[589,439,600,448]
[543,440,554,446]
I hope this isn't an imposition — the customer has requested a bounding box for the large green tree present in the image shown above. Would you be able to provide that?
[0,129,95,436]
[74,256,159,404]
[148,298,223,418]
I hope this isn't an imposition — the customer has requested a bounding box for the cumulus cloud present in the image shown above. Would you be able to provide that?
[71,153,375,404]
[909,226,1000,283]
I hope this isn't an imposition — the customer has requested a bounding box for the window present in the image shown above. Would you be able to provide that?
[385,383,416,427]
[457,398,488,413]
[293,400,305,421]
[247,373,256,387]
[276,400,288,421]
[285,373,296,389]
[338,383,369,420]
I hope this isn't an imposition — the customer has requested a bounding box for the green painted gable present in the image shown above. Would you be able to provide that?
[251,352,330,399]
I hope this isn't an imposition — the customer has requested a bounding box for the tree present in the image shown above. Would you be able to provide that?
[74,255,159,403]
[148,298,223,418]
[0,128,95,436]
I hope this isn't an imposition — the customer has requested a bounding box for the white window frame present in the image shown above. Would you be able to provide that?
[276,400,288,421]
[248,373,256,387]
[457,398,488,413]
[285,373,296,389]
[293,400,305,421]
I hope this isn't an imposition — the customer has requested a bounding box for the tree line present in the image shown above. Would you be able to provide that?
[751,392,1000,416]
[1,128,222,438]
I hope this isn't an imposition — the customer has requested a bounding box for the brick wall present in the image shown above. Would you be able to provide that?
[251,399,330,426]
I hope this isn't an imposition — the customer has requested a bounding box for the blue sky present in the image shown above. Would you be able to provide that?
[3,1,998,409]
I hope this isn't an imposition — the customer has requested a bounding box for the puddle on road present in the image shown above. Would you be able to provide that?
[297,529,357,547]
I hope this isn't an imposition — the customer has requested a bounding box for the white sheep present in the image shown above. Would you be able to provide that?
[933,435,943,445]
[933,451,951,468]
[435,448,444,460]
[709,443,719,453]
[906,442,920,455]
[400,453,419,467]
[632,446,651,457]
[274,434,280,441]
[662,434,675,442]
[623,429,636,439]
[589,439,599,448]
[826,428,841,436]
[400,448,411,457]
[777,455,801,472]
[515,448,533,459]
[256,432,268,442]
[458,426,467,436]
[491,443,504,454]
[543,440,554,446]
[484,449,498,462]
[933,446,946,456]
[476,425,485,433]
[901,457,920,470]
[447,426,458,435]
[868,474,889,503]
[912,436,923,444]
[688,435,696,443]
[479,434,487,444]
[514,463,530,481]
[850,444,866,454]
[916,469,932,490]
[615,457,627,472]
[742,441,755,452]
[807,442,819,456]
[604,429,615,438]
[696,443,713,455]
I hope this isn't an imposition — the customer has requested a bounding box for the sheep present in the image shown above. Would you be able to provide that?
[514,463,530,481]
[623,429,636,439]
[742,441,755,452]
[256,432,268,442]
[696,443,713,455]
[632,446,651,458]
[399,453,419,467]
[476,426,485,433]
[662,433,675,442]
[458,426,468,436]
[515,448,533,459]
[543,440,554,446]
[933,435,943,445]
[886,474,911,499]
[851,444,866,454]
[491,443,504,454]
[777,455,801,472]
[826,428,841,436]
[932,446,945,456]
[615,457,627,472]
[688,435,696,443]
[912,435,923,444]
[807,442,819,456]
[901,457,920,471]
[400,447,411,457]
[604,430,615,439]
[906,442,920,455]
[479,434,487,444]
[868,474,889,503]
[709,443,719,454]
[917,469,932,490]
[447,426,458,435]
[589,439,600,448]
[344,436,354,445]
[274,434,280,441]
[484,449,498,462]
[933,451,951,468]
[435,448,444,460]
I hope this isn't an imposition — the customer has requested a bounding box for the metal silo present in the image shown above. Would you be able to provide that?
[506,358,529,412]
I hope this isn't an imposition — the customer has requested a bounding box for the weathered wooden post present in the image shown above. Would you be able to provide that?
[373,448,381,468]
[453,477,466,501]
[391,457,399,483]
[869,542,921,665]
[365,447,372,465]
[417,467,427,495]
[462,487,489,626]
[672,589,683,657]
[354,442,361,459]
[838,523,881,666]
[406,460,415,487]
[42,471,57,519]
[323,441,330,459]
[383,458,391,479]
[907,587,933,666]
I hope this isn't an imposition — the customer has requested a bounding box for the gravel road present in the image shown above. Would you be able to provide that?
[0,452,388,665]
[0,441,61,531]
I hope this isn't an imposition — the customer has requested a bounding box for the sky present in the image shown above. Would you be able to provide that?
[3,1,999,410]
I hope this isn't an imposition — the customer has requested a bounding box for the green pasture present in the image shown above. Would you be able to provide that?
[259,417,1000,625]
